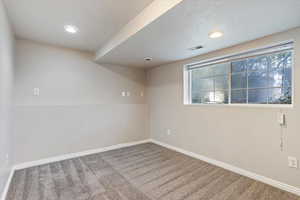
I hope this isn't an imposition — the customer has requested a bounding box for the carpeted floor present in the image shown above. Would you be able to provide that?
[6,143,300,200]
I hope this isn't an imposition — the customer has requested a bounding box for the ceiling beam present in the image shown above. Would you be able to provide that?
[94,0,185,62]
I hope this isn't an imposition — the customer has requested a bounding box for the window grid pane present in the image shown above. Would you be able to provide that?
[188,50,292,105]
[190,63,230,104]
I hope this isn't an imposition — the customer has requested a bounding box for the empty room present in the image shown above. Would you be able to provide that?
[1,0,300,199]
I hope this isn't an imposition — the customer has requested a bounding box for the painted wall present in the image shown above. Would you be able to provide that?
[0,0,14,196]
[147,28,300,188]
[13,40,149,164]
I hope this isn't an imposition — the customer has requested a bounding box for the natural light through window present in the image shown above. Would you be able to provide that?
[184,42,293,106]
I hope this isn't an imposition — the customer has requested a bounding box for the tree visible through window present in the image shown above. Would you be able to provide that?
[186,45,293,105]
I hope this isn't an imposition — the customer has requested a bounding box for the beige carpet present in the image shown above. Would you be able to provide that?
[6,143,300,200]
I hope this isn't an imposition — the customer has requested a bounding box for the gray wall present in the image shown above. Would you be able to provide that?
[0,0,14,195]
[147,28,300,188]
[13,40,149,164]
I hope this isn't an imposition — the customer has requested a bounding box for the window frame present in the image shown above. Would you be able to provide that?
[183,41,294,108]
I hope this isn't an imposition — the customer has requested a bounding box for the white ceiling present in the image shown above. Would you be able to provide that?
[97,0,300,67]
[5,0,300,67]
[4,0,154,51]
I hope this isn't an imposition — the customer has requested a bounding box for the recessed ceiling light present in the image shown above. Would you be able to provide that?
[64,25,79,34]
[209,31,223,39]
[144,57,152,61]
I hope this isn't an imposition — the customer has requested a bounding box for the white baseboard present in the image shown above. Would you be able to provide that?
[14,139,151,170]
[5,138,300,198]
[150,139,300,196]
[1,167,15,200]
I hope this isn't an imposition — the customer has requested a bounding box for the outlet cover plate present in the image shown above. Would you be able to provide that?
[288,156,298,168]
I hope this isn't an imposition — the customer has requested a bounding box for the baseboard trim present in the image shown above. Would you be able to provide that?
[150,139,300,196]
[6,139,300,197]
[14,139,151,170]
[1,167,15,200]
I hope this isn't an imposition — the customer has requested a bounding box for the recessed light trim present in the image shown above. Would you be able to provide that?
[64,25,79,34]
[144,57,152,61]
[209,31,223,39]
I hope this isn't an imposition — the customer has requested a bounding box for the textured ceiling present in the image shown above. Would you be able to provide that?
[5,0,300,67]
[4,0,154,51]
[97,0,300,67]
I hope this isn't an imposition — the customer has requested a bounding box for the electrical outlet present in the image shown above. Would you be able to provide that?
[121,91,126,97]
[277,112,286,126]
[127,91,131,97]
[166,129,171,136]
[5,154,9,165]
[288,156,298,168]
[33,88,40,96]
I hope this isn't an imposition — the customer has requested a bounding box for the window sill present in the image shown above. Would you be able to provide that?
[183,103,294,109]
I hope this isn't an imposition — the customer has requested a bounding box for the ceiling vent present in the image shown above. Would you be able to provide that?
[189,45,203,51]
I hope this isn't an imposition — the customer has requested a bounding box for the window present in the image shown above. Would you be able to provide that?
[184,42,293,105]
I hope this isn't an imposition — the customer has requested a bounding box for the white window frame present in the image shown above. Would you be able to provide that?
[183,41,294,108]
